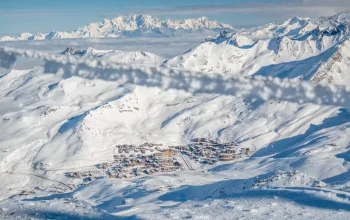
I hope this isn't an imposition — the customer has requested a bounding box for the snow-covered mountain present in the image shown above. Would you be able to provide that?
[62,47,165,65]
[246,11,350,38]
[0,14,234,41]
[164,29,344,77]
[1,49,350,218]
[164,12,350,85]
[1,12,350,219]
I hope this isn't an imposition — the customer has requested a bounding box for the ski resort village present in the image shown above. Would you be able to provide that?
[66,139,252,182]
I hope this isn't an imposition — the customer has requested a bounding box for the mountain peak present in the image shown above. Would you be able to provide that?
[329,10,350,23]
[205,30,255,48]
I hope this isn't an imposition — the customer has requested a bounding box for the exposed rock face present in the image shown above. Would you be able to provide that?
[311,40,350,84]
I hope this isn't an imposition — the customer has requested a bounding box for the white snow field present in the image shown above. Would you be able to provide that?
[0,12,350,219]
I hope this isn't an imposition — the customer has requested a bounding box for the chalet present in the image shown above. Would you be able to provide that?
[206,146,215,150]
[200,138,208,142]
[152,152,163,158]
[158,158,174,167]
[136,158,144,164]
[233,154,243,159]
[169,166,179,171]
[225,144,236,149]
[220,154,233,161]
[192,138,201,142]
[99,163,109,169]
[67,172,81,178]
[134,168,143,176]
[145,160,153,166]
[108,172,119,178]
[177,146,187,151]
[225,149,236,154]
[88,170,104,175]
[209,140,217,144]
[162,149,177,157]
[241,148,249,154]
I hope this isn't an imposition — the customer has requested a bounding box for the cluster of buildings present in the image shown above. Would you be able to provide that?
[107,149,181,178]
[66,145,181,181]
[116,143,163,154]
[66,170,104,182]
[66,138,254,181]
[172,138,252,164]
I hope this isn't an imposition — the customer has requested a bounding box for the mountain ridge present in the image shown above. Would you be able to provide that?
[0,14,234,41]
[164,12,350,81]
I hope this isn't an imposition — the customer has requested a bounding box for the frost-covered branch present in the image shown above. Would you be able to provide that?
[1,47,350,109]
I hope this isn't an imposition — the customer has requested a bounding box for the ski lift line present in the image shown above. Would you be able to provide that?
[2,47,350,109]
[1,171,73,190]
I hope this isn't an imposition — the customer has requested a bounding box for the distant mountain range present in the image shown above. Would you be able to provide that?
[243,11,350,38]
[0,14,234,41]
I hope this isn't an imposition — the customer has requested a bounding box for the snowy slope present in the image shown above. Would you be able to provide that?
[0,48,350,219]
[1,12,350,220]
[164,28,348,77]
[0,15,234,41]
[247,16,317,38]
[164,12,350,82]
[62,47,165,65]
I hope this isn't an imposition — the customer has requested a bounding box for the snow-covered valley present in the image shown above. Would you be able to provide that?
[0,12,350,219]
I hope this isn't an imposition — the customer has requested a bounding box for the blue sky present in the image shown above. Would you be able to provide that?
[0,0,349,36]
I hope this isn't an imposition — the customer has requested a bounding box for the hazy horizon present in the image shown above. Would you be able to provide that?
[1,0,350,36]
